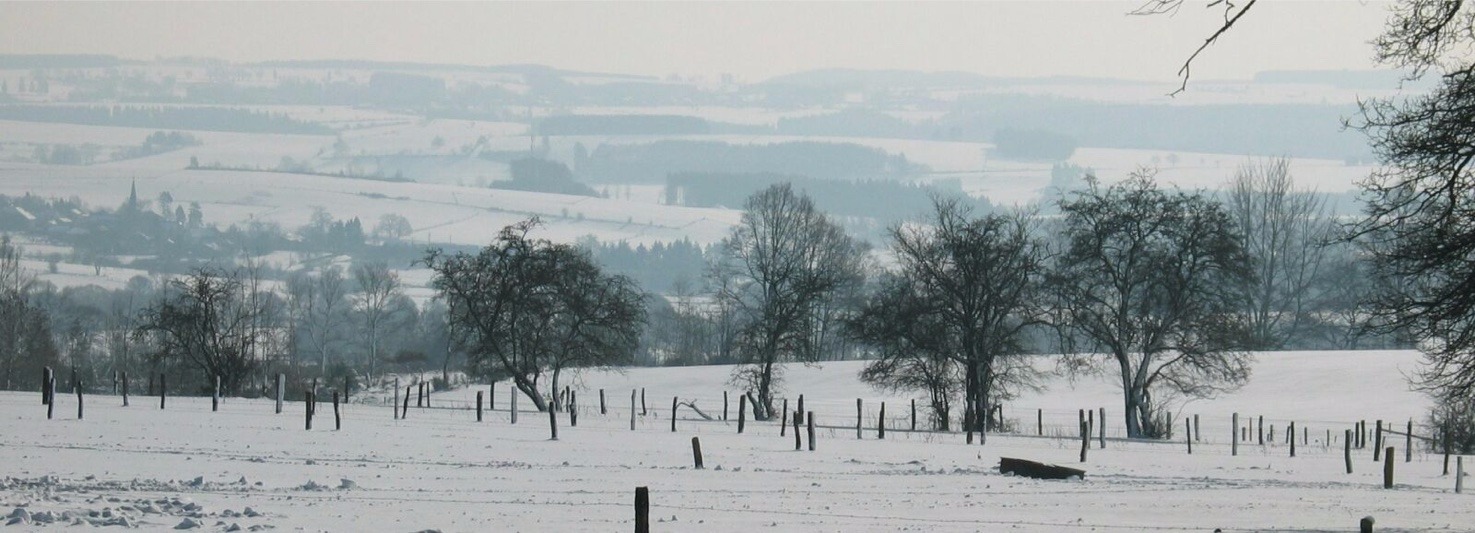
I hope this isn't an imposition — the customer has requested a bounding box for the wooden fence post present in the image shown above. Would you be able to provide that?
[159,373,166,410]
[76,383,83,420]
[1099,407,1106,448]
[856,398,863,439]
[670,396,678,432]
[333,391,341,431]
[1232,413,1239,456]
[807,411,816,451]
[41,366,51,405]
[1384,446,1395,488]
[1290,422,1296,457]
[1258,415,1264,445]
[121,371,129,407]
[1080,418,1089,463]
[1186,417,1192,454]
[723,391,729,421]
[277,374,286,415]
[600,389,606,415]
[570,391,578,427]
[793,411,801,450]
[738,394,747,434]
[1345,429,1354,474]
[630,389,636,431]
[402,385,411,419]
[911,399,917,432]
[691,437,704,469]
[781,399,789,436]
[476,391,484,422]
[879,402,886,439]
[797,395,804,423]
[1457,456,1464,494]
[305,391,314,430]
[1375,421,1383,462]
[1087,408,1094,444]
[640,388,646,416]
[1037,408,1043,436]
[490,382,495,411]
[212,375,220,412]
[45,377,53,419]
[1406,419,1413,463]
[635,486,650,533]
[510,388,518,424]
[549,404,558,440]
[1194,414,1200,443]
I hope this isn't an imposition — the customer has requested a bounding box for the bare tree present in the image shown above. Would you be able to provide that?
[711,184,866,420]
[852,198,1049,441]
[0,237,57,390]
[1052,171,1254,438]
[352,261,401,380]
[1352,1,1475,400]
[850,274,961,430]
[302,265,348,372]
[1224,158,1335,349]
[136,266,271,394]
[424,218,646,412]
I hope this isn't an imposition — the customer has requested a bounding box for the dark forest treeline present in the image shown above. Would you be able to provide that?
[0,105,333,135]
[578,140,925,183]
[665,171,989,221]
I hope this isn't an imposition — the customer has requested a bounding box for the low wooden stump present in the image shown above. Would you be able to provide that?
[999,457,1086,480]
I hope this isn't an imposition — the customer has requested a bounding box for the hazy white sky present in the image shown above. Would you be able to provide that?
[0,1,1391,83]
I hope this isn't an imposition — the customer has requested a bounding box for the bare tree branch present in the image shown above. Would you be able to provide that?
[1133,0,1258,96]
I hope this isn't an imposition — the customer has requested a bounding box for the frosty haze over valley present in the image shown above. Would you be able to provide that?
[0,1,1472,532]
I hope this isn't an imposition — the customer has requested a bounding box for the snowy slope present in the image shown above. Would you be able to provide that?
[2,350,1465,532]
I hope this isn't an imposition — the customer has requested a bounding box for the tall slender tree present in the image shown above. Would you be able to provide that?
[712,184,866,420]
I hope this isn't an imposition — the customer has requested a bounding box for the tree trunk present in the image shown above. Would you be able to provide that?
[978,363,993,444]
[962,360,979,434]
[756,358,776,421]
[1119,354,1144,438]
[512,375,547,412]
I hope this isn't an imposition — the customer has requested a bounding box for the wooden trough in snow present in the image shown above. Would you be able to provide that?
[998,457,1086,480]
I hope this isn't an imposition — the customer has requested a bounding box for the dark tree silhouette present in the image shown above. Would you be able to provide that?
[712,184,866,420]
[1052,171,1254,438]
[851,198,1047,440]
[1353,1,1475,400]
[423,218,645,412]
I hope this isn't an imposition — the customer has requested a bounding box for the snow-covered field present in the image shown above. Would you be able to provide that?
[4,350,1468,531]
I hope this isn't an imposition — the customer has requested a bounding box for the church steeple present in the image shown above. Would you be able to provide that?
[127,179,138,211]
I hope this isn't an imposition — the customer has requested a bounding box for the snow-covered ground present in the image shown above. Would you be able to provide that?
[3,350,1468,531]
